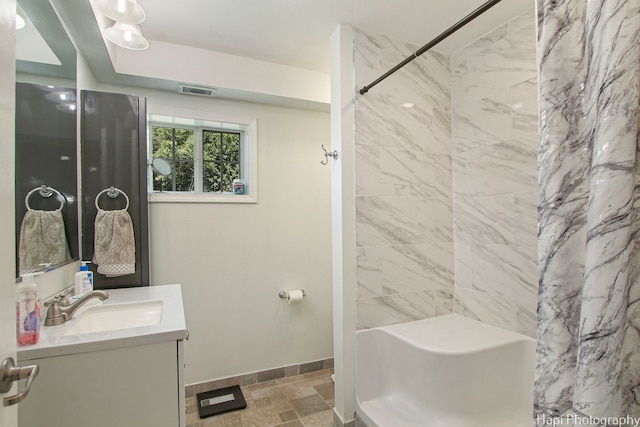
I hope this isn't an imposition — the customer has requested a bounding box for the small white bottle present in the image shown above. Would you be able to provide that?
[74,261,94,296]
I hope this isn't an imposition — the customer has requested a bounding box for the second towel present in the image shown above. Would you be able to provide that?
[19,209,71,274]
[93,208,136,277]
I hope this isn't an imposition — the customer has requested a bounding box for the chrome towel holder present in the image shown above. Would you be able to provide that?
[25,185,65,211]
[95,186,130,211]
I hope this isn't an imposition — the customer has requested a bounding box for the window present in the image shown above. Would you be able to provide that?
[202,129,241,193]
[148,114,257,203]
[151,126,195,191]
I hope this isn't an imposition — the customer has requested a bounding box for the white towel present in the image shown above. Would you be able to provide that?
[19,209,71,274]
[92,208,135,277]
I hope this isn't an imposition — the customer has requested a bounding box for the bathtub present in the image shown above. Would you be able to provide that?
[356,314,536,427]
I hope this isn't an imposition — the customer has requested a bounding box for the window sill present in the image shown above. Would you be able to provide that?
[148,192,257,204]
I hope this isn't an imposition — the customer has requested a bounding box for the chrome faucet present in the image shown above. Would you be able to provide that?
[44,290,109,326]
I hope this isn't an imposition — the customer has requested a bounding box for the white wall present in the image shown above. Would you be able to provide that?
[330,25,358,426]
[96,84,333,385]
[1,0,18,424]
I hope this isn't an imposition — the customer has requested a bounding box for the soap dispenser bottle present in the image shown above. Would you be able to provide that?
[74,261,94,296]
[16,273,41,346]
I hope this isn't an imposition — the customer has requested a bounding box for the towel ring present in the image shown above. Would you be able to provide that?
[95,187,130,211]
[25,185,65,211]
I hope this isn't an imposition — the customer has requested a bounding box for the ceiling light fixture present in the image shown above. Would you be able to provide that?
[104,22,149,50]
[15,12,25,30]
[91,0,149,50]
[91,0,146,24]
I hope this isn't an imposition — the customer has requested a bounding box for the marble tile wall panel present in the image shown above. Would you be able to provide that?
[357,291,437,330]
[353,28,453,329]
[513,191,538,247]
[452,87,512,153]
[356,243,454,299]
[451,8,539,337]
[511,78,538,143]
[453,141,537,197]
[355,196,451,247]
[353,8,537,332]
[454,194,515,245]
[467,19,537,88]
[356,146,452,199]
[379,150,452,200]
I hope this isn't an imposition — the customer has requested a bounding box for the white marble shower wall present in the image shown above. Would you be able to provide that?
[450,9,539,337]
[351,9,538,333]
[353,29,454,329]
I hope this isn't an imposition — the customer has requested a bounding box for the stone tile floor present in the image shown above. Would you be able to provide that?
[186,368,336,427]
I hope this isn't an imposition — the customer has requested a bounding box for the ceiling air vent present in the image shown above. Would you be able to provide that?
[177,84,217,97]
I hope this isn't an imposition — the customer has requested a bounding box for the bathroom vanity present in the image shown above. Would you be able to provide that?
[16,284,187,427]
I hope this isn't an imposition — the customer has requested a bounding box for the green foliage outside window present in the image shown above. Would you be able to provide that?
[203,130,240,192]
[151,126,240,193]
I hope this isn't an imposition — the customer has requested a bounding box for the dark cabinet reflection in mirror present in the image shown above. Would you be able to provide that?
[15,82,79,278]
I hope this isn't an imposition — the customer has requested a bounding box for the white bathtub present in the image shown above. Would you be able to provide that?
[356,314,536,427]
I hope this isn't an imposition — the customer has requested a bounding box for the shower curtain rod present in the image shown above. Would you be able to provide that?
[359,0,504,95]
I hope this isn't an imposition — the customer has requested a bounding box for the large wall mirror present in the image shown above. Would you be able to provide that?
[15,0,78,278]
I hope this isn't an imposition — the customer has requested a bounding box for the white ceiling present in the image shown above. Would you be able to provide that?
[15,5,60,66]
[21,0,535,109]
[139,0,535,73]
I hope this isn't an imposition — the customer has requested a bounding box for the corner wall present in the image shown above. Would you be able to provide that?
[331,25,454,425]
[330,25,358,426]
[451,9,538,337]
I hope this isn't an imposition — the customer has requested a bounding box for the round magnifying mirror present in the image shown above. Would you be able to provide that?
[151,158,172,176]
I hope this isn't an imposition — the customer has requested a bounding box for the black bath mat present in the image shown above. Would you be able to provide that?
[197,384,247,419]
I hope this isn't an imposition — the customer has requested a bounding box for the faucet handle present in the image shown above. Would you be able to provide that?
[44,289,72,308]
[43,295,61,308]
[58,290,71,307]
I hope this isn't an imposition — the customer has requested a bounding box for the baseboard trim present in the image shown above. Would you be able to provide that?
[185,357,334,397]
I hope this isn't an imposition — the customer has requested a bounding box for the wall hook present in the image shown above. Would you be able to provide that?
[321,145,338,165]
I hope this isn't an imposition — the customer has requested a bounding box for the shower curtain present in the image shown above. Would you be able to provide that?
[536,0,640,419]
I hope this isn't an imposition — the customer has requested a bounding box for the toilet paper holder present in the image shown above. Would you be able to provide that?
[279,290,306,300]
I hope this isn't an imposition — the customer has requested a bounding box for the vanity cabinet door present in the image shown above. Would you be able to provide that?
[18,341,182,427]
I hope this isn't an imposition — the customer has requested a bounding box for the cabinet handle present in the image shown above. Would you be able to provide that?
[185,330,190,341]
[1,357,39,406]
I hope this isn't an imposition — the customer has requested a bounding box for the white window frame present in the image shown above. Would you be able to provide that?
[147,112,258,204]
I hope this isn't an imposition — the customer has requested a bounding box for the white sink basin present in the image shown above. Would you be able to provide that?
[62,300,164,336]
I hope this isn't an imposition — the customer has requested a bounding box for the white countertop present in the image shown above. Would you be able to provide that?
[18,284,188,361]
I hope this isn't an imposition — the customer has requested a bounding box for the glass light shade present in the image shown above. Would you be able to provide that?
[16,13,25,30]
[104,22,149,50]
[91,0,146,24]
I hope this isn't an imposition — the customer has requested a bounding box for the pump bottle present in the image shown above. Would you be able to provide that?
[74,261,94,296]
[16,273,41,346]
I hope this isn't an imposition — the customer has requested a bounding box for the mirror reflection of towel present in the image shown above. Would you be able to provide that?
[93,209,135,277]
[19,209,71,274]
